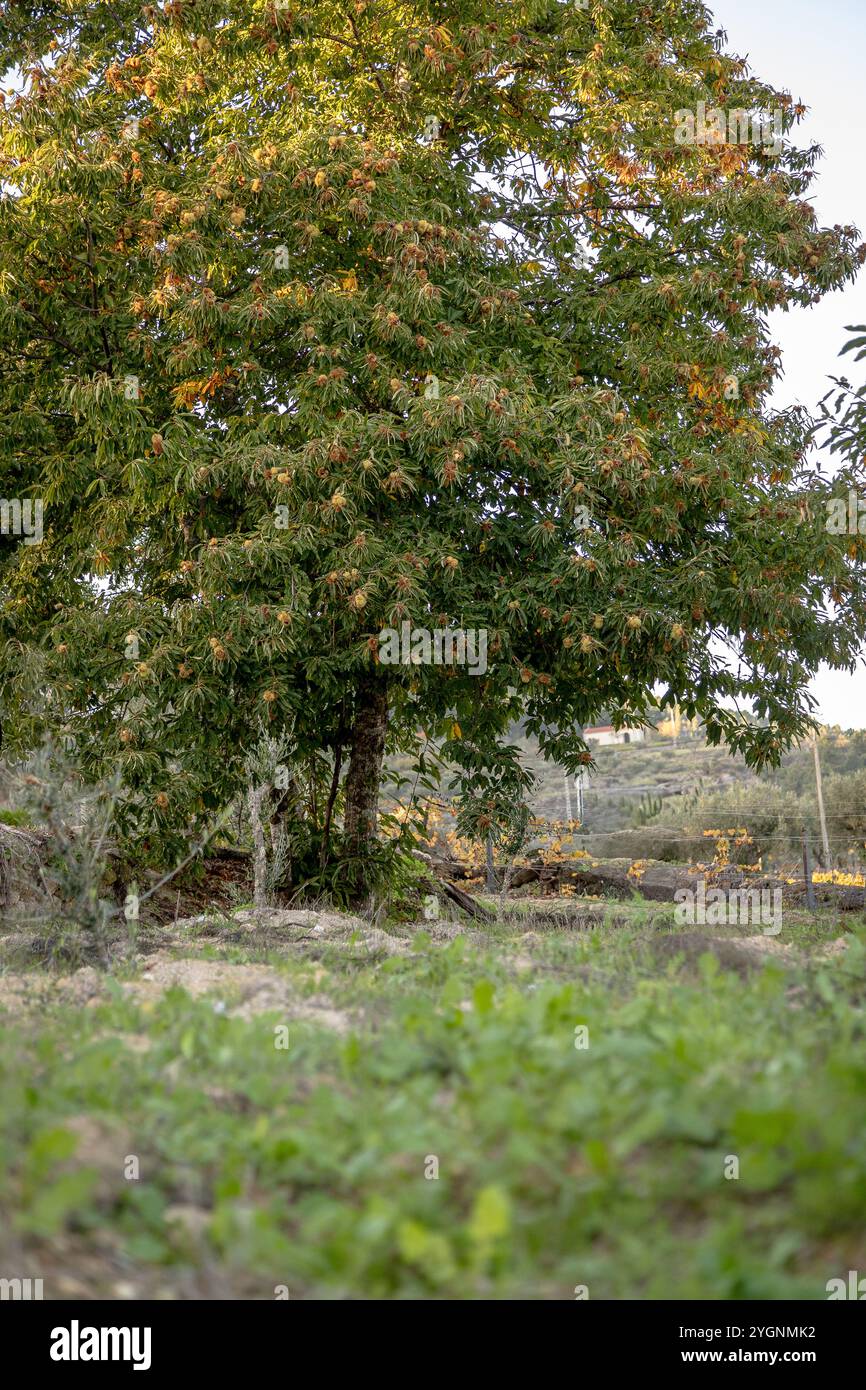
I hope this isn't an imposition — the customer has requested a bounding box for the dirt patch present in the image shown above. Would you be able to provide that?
[0,973,35,1015]
[96,1031,154,1054]
[122,954,355,1033]
[816,936,853,959]
[647,931,856,976]
[512,954,535,972]
[57,1114,136,1204]
[1,952,354,1034]
[0,964,104,1015]
[224,907,412,956]
[0,907,411,1024]
[647,932,796,976]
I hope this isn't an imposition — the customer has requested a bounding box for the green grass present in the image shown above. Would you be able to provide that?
[2,917,866,1299]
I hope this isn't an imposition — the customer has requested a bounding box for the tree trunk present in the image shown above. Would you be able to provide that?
[342,670,388,902]
[248,784,268,909]
[269,774,300,900]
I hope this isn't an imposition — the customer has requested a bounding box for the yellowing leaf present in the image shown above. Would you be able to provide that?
[398,1219,431,1262]
[468,1185,511,1244]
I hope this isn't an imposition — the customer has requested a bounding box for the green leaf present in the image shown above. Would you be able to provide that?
[473,979,495,1015]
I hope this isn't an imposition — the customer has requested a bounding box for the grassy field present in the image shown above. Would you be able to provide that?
[1,901,865,1300]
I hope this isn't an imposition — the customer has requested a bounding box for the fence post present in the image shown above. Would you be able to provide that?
[485,834,497,892]
[802,831,817,911]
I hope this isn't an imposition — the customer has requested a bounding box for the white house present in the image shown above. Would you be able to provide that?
[583,725,645,746]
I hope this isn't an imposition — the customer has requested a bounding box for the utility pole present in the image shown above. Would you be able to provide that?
[563,773,572,824]
[576,770,584,825]
[812,735,831,868]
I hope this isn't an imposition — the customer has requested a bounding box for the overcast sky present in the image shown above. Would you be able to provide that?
[712,0,866,726]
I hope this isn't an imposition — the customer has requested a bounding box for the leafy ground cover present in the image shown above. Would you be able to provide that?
[1,903,865,1300]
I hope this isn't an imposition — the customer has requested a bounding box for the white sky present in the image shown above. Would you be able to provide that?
[712,0,866,726]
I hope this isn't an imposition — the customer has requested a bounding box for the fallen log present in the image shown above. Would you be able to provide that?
[509,866,540,889]
[417,869,495,921]
[441,879,495,921]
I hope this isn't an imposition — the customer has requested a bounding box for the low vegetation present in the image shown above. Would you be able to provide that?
[2,899,864,1300]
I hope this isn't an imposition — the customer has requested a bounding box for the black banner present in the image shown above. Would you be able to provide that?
[4,1299,864,1374]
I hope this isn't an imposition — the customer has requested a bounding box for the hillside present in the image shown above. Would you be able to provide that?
[384,726,866,877]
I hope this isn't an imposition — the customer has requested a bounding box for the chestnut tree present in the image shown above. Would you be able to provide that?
[1,0,864,896]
